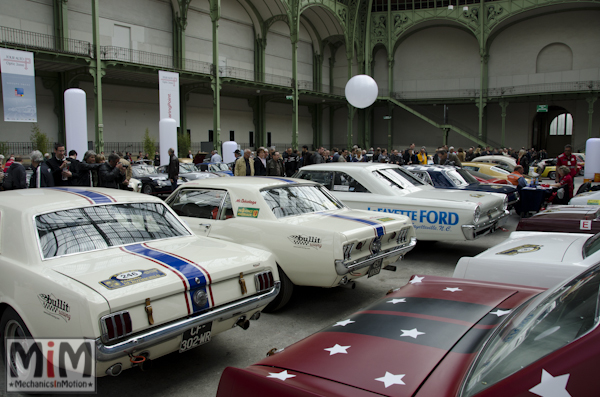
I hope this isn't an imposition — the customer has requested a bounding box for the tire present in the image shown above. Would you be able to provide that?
[0,307,37,378]
[142,184,154,195]
[263,267,294,313]
[548,171,556,180]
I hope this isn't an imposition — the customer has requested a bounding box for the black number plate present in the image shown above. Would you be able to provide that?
[368,259,383,278]
[179,322,212,353]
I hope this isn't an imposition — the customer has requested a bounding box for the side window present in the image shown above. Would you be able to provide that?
[411,171,433,185]
[169,189,227,219]
[333,172,370,193]
[218,194,234,220]
[430,172,453,187]
[296,171,333,190]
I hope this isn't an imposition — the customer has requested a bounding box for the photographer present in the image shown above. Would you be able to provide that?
[46,143,73,186]
[98,153,126,189]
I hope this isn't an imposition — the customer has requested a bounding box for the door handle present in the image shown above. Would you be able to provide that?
[199,223,211,230]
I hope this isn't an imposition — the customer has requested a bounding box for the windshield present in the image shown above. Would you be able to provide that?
[490,165,511,174]
[36,203,190,259]
[132,165,157,177]
[209,163,229,172]
[373,168,425,191]
[462,265,600,396]
[180,164,197,173]
[455,168,479,184]
[584,233,600,258]
[261,185,345,219]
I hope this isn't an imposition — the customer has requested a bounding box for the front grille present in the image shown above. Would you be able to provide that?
[254,271,275,292]
[396,228,410,244]
[100,311,133,343]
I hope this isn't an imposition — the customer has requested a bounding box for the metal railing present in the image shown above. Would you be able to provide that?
[0,142,36,156]
[101,46,174,69]
[0,26,92,56]
[184,59,212,75]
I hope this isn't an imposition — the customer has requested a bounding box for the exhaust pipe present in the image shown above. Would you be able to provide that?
[140,358,153,372]
[235,317,250,330]
[106,363,123,377]
[340,281,356,289]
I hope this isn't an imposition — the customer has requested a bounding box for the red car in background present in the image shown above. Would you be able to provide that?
[517,205,600,234]
[217,266,600,396]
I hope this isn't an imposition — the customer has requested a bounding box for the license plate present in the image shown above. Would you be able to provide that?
[179,322,212,353]
[368,259,383,278]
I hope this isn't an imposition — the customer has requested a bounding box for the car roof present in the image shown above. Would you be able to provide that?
[180,176,318,189]
[300,163,400,172]
[404,164,454,172]
[0,187,164,214]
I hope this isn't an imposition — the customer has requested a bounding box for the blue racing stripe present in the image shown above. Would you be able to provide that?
[49,187,114,204]
[124,243,210,312]
[324,213,385,237]
[259,176,297,184]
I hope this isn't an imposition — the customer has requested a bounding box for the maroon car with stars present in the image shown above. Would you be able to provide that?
[517,205,600,234]
[217,264,600,397]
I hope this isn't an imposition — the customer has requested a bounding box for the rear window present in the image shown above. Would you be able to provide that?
[584,233,600,258]
[261,185,344,219]
[36,203,190,259]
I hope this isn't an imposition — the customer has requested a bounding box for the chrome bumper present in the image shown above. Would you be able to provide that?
[95,282,280,361]
[334,237,417,276]
[461,210,509,240]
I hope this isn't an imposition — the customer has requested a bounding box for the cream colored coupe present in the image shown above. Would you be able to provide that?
[166,177,417,311]
[0,187,279,377]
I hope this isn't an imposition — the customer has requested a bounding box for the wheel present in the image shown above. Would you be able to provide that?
[142,184,154,195]
[0,308,37,378]
[547,171,556,180]
[263,266,294,313]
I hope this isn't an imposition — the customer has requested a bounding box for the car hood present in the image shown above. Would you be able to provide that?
[525,205,600,221]
[406,187,504,211]
[474,231,591,263]
[255,276,541,397]
[49,236,271,311]
[276,209,412,240]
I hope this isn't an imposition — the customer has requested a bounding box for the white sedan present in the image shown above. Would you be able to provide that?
[570,189,600,206]
[0,187,279,378]
[166,177,416,311]
[295,163,509,241]
[454,231,600,288]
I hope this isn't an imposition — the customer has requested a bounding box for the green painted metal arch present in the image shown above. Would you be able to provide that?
[237,0,266,39]
[390,21,477,57]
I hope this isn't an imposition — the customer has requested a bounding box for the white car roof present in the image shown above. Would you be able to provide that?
[0,187,164,215]
[300,163,400,172]
[179,176,319,190]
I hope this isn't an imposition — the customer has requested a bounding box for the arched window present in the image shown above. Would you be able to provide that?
[549,113,573,136]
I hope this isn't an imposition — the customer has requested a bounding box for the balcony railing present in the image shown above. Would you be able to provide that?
[0,26,92,56]
[100,46,174,69]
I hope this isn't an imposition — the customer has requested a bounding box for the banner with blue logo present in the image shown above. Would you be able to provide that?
[1,48,37,122]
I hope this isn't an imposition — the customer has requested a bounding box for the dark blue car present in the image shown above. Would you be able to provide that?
[403,164,519,207]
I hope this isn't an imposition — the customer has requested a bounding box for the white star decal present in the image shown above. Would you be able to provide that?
[375,372,406,388]
[489,309,511,317]
[267,370,296,381]
[324,344,351,355]
[409,276,424,284]
[400,328,425,339]
[387,298,407,304]
[529,369,571,397]
[333,319,355,327]
[443,287,462,292]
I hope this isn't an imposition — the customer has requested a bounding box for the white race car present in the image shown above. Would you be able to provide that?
[165,177,417,311]
[0,187,279,377]
[295,163,509,241]
[570,190,600,206]
[454,231,600,288]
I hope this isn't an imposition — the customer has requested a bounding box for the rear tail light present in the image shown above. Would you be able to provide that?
[396,228,409,244]
[254,271,275,292]
[100,311,133,343]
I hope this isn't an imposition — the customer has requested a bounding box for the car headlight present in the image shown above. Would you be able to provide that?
[342,243,354,261]
[474,205,481,223]
[157,180,168,186]
[502,195,508,211]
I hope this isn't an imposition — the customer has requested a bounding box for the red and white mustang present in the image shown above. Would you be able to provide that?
[217,264,600,396]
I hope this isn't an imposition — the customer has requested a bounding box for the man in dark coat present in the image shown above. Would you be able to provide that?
[46,143,73,186]
[98,153,126,189]
[167,148,179,192]
[3,156,27,190]
[282,147,298,177]
[267,151,285,176]
[254,148,268,176]
[29,150,54,188]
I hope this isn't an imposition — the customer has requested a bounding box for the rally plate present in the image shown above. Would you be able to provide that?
[179,322,212,353]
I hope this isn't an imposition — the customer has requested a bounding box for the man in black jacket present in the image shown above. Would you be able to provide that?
[254,148,267,176]
[29,150,54,188]
[167,148,179,192]
[46,143,73,186]
[98,153,126,189]
[3,156,27,190]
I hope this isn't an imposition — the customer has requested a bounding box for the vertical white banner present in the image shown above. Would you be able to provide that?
[158,71,180,127]
[0,48,37,122]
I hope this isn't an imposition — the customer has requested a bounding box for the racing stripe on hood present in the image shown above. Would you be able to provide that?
[48,187,116,204]
[259,176,297,184]
[323,213,385,237]
[121,243,213,314]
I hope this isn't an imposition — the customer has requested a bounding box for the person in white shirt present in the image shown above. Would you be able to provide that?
[210,150,222,163]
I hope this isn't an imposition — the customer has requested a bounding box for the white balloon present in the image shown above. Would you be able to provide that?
[345,75,379,109]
